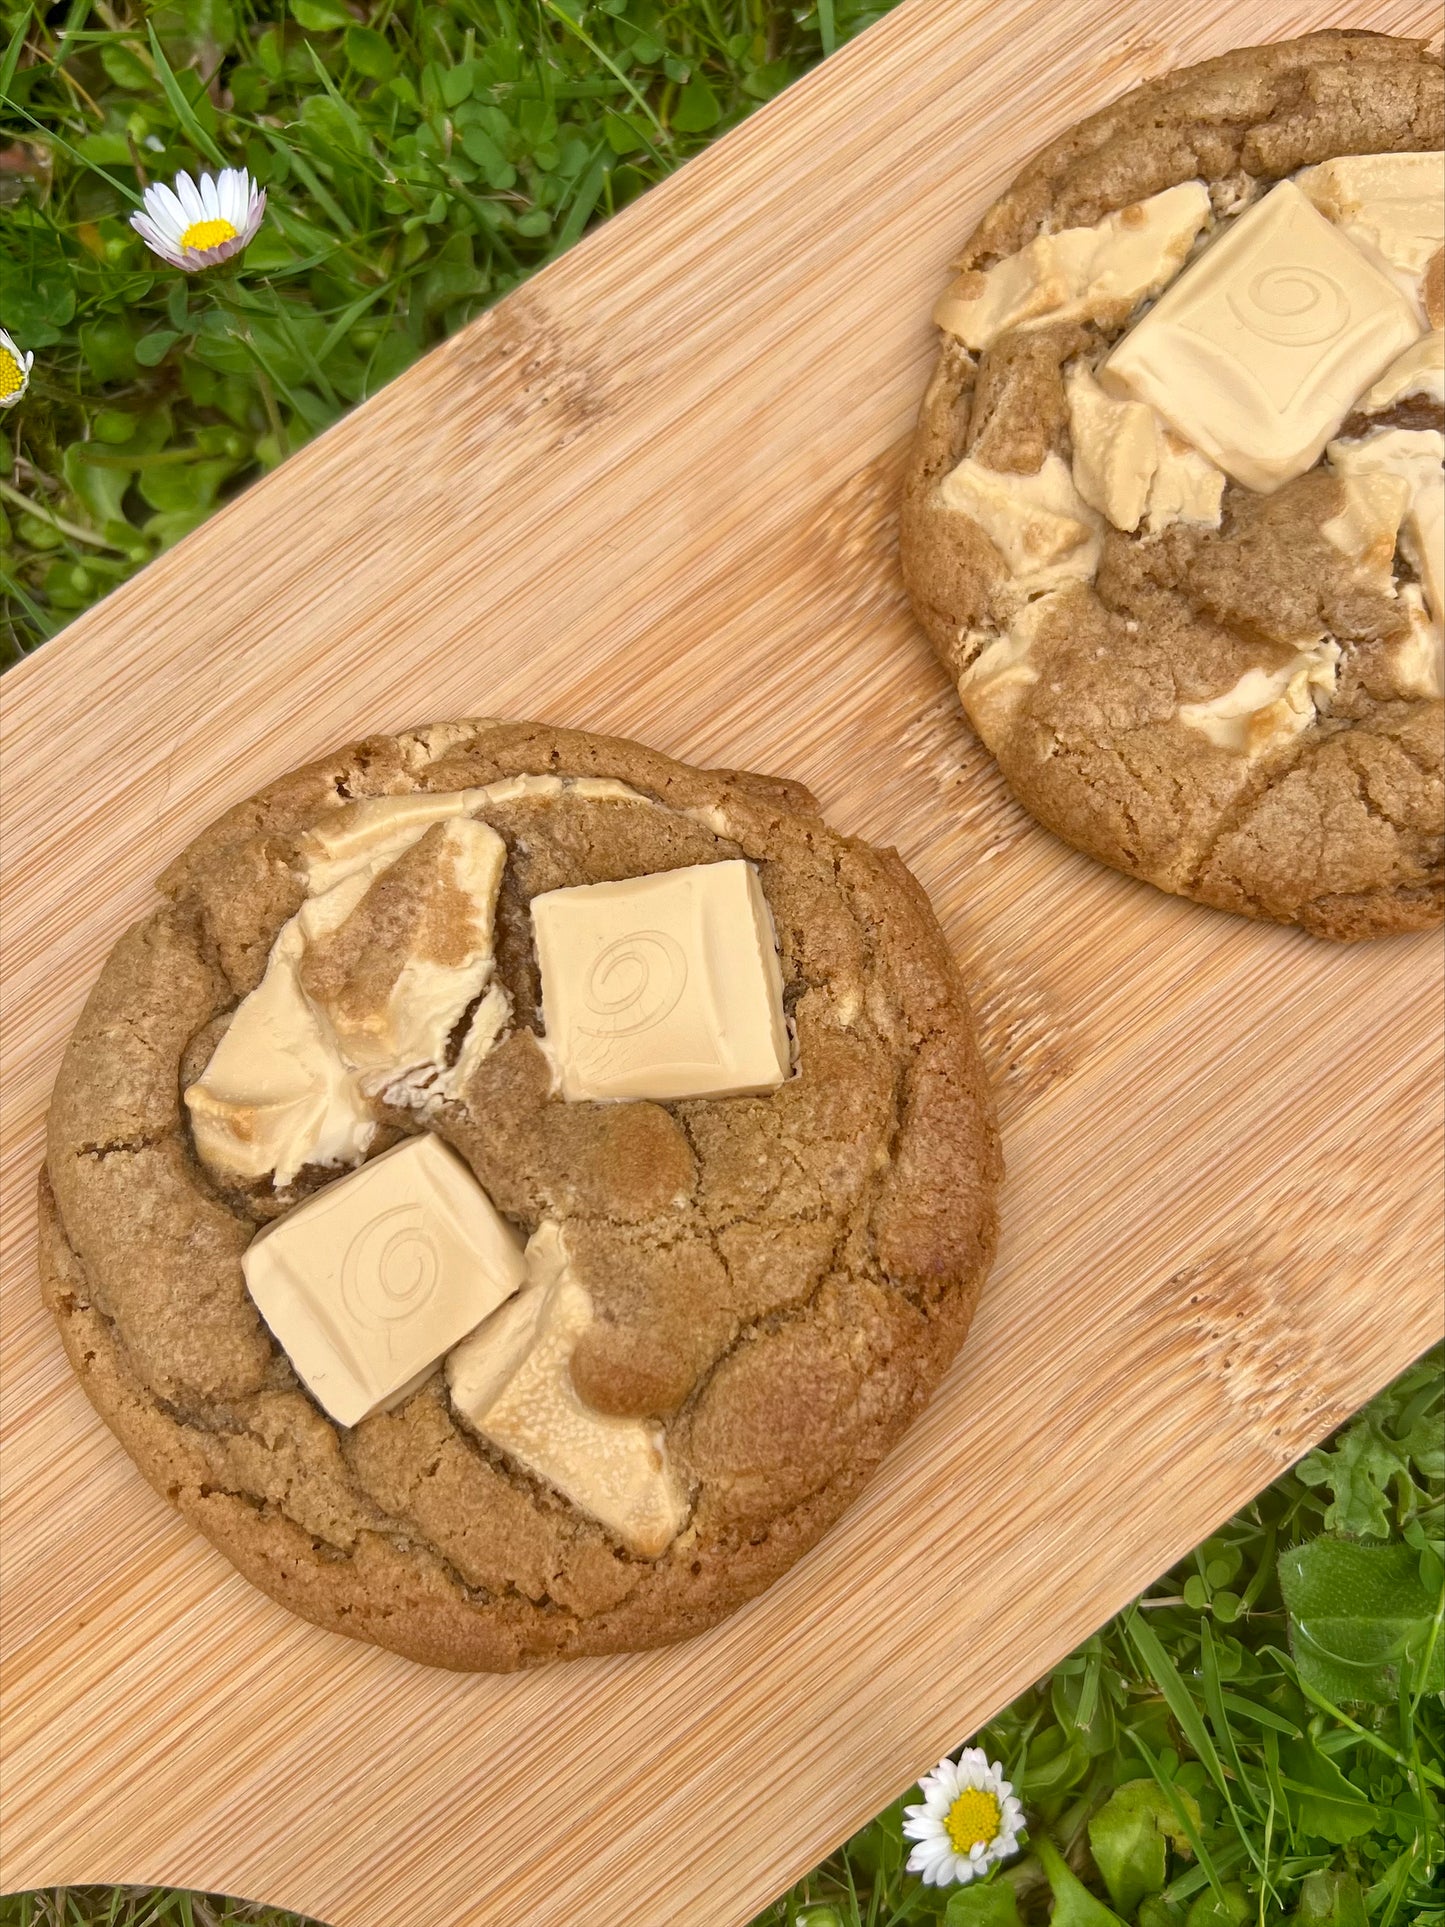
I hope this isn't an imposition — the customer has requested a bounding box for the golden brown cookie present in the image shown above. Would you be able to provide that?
[902,31,1444,940]
[41,720,999,1669]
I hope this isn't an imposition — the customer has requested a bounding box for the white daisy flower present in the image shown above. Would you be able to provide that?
[131,167,266,271]
[0,328,33,408]
[903,1746,1025,1887]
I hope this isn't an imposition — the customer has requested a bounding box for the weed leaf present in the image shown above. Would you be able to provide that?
[1088,1780,1200,1915]
[1033,1837,1127,1926]
[1276,1742,1380,1845]
[1279,1537,1445,1705]
[943,1883,1023,1926]
[1290,1869,1370,1926]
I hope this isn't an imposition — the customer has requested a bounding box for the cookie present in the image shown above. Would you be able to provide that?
[40,720,999,1670]
[902,31,1444,940]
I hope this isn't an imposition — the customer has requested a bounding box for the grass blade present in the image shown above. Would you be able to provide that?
[539,0,668,156]
[1218,1692,1302,1737]
[303,41,383,175]
[1128,1607,1270,1885]
[1263,1645,1445,1788]
[547,146,608,258]
[257,131,352,237]
[1126,1608,1231,1797]
[1128,1728,1233,1906]
[1408,1565,1444,1717]
[314,284,392,364]
[5,97,141,202]
[0,10,29,106]
[147,23,228,168]
[1200,1620,1265,1821]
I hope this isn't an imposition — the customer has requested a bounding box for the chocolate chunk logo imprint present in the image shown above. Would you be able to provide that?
[1227,266,1349,347]
[40,723,1001,1667]
[339,1205,441,1352]
[580,929,690,1036]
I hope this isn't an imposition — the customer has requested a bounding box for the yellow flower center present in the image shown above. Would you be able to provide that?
[0,349,24,399]
[179,216,238,252]
[945,1788,1002,1855]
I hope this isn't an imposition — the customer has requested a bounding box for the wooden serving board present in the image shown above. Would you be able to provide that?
[2,0,1440,1919]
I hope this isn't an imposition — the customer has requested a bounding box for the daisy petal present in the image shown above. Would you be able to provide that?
[218,168,242,225]
[175,170,205,221]
[149,181,188,233]
[131,217,184,265]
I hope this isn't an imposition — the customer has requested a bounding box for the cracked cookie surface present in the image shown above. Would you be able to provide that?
[40,719,999,1669]
[902,31,1444,940]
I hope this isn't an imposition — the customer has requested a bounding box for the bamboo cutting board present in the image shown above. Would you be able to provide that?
[2,0,1441,1919]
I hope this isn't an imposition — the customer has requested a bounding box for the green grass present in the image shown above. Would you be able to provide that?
[3,1350,1439,1927]
[750,1350,1444,1927]
[3,10,1442,1926]
[0,0,888,661]
[0,1900,312,1926]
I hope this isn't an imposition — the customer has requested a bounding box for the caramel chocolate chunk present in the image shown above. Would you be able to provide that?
[934,183,1210,350]
[446,1222,688,1558]
[185,920,375,1187]
[243,1135,525,1427]
[531,859,789,1103]
[300,816,507,1095]
[1104,182,1421,492]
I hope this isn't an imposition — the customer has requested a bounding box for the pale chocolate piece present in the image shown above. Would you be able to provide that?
[1357,330,1445,411]
[1320,470,1412,592]
[938,450,1103,592]
[1177,643,1340,756]
[1329,427,1445,625]
[302,789,488,897]
[1147,429,1228,531]
[187,801,516,1182]
[446,1223,688,1557]
[1065,364,1158,533]
[1065,365,1226,536]
[933,182,1210,350]
[243,1135,526,1427]
[184,919,375,1187]
[300,816,508,1095]
[300,778,646,897]
[1391,584,1445,699]
[955,595,1054,746]
[531,859,789,1103]
[1104,181,1422,492]
[1295,151,1445,297]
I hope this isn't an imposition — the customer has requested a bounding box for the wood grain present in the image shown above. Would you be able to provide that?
[1,0,1440,1920]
